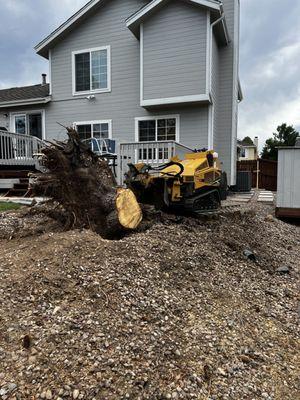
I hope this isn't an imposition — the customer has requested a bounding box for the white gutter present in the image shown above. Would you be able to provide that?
[0,96,51,109]
[209,14,226,93]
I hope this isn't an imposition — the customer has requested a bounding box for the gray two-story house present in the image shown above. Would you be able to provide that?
[0,0,242,185]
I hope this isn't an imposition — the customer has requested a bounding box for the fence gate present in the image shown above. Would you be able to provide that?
[237,159,278,191]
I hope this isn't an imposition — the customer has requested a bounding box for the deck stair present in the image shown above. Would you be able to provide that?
[0,170,32,198]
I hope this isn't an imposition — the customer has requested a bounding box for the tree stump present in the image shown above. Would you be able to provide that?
[31,127,142,239]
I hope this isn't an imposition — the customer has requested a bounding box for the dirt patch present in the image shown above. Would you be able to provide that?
[0,204,299,399]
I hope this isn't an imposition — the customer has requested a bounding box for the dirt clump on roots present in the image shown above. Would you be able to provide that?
[0,203,299,399]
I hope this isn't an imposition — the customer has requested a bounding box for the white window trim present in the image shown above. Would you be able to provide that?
[135,115,180,143]
[72,46,111,96]
[141,94,211,107]
[73,120,113,139]
[10,109,46,140]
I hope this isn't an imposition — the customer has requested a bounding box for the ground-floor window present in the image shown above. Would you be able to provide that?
[136,116,179,143]
[74,120,113,154]
[74,120,112,141]
[11,111,44,140]
[135,115,179,161]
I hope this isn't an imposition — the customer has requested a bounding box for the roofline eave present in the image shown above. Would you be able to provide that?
[35,0,223,56]
[0,96,52,109]
[126,0,223,39]
[35,0,105,58]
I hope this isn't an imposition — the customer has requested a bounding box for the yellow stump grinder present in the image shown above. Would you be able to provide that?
[125,150,228,214]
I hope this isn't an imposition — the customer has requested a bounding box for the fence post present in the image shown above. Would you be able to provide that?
[256,159,260,190]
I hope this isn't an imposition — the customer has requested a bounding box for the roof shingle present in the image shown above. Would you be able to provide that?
[0,84,50,104]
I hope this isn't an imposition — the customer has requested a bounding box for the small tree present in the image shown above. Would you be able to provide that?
[261,124,299,161]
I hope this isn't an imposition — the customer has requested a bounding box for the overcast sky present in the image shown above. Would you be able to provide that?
[0,0,299,149]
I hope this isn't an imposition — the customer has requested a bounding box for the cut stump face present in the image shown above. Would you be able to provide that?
[116,188,143,230]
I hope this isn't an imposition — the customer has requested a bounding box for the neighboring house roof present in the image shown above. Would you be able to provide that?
[0,84,51,108]
[237,139,256,148]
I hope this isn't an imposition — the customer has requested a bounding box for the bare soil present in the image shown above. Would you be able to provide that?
[0,204,299,399]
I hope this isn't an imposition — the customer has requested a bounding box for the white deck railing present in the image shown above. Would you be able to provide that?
[0,130,45,167]
[118,140,193,184]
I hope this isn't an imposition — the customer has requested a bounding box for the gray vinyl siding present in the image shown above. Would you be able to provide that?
[50,0,148,101]
[180,106,209,149]
[277,149,300,208]
[46,0,209,151]
[44,100,208,149]
[143,0,207,100]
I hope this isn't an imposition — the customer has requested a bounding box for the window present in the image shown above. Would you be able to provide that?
[12,111,44,139]
[136,116,179,142]
[74,120,112,141]
[15,115,26,135]
[72,46,111,95]
[135,115,179,161]
[157,118,177,141]
[138,120,156,142]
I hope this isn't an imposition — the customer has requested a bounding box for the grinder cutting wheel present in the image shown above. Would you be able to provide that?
[125,149,228,214]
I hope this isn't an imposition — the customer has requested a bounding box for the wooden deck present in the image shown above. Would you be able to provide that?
[0,130,45,168]
[118,140,193,184]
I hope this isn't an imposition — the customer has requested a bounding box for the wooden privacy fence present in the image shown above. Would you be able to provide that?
[237,159,278,191]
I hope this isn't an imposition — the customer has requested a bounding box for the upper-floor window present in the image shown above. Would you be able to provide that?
[72,46,111,95]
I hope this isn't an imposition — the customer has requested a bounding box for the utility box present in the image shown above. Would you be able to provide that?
[236,171,252,192]
[276,142,300,218]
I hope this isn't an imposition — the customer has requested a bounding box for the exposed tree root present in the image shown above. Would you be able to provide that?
[31,128,142,239]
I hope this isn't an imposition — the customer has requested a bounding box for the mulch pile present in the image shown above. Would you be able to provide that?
[0,204,299,399]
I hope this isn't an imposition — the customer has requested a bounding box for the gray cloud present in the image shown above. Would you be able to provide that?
[0,0,87,87]
[239,0,300,149]
[0,0,299,150]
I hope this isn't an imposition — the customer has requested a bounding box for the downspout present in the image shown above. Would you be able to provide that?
[209,14,225,94]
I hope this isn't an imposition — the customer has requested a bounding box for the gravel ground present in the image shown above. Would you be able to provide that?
[0,204,299,399]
